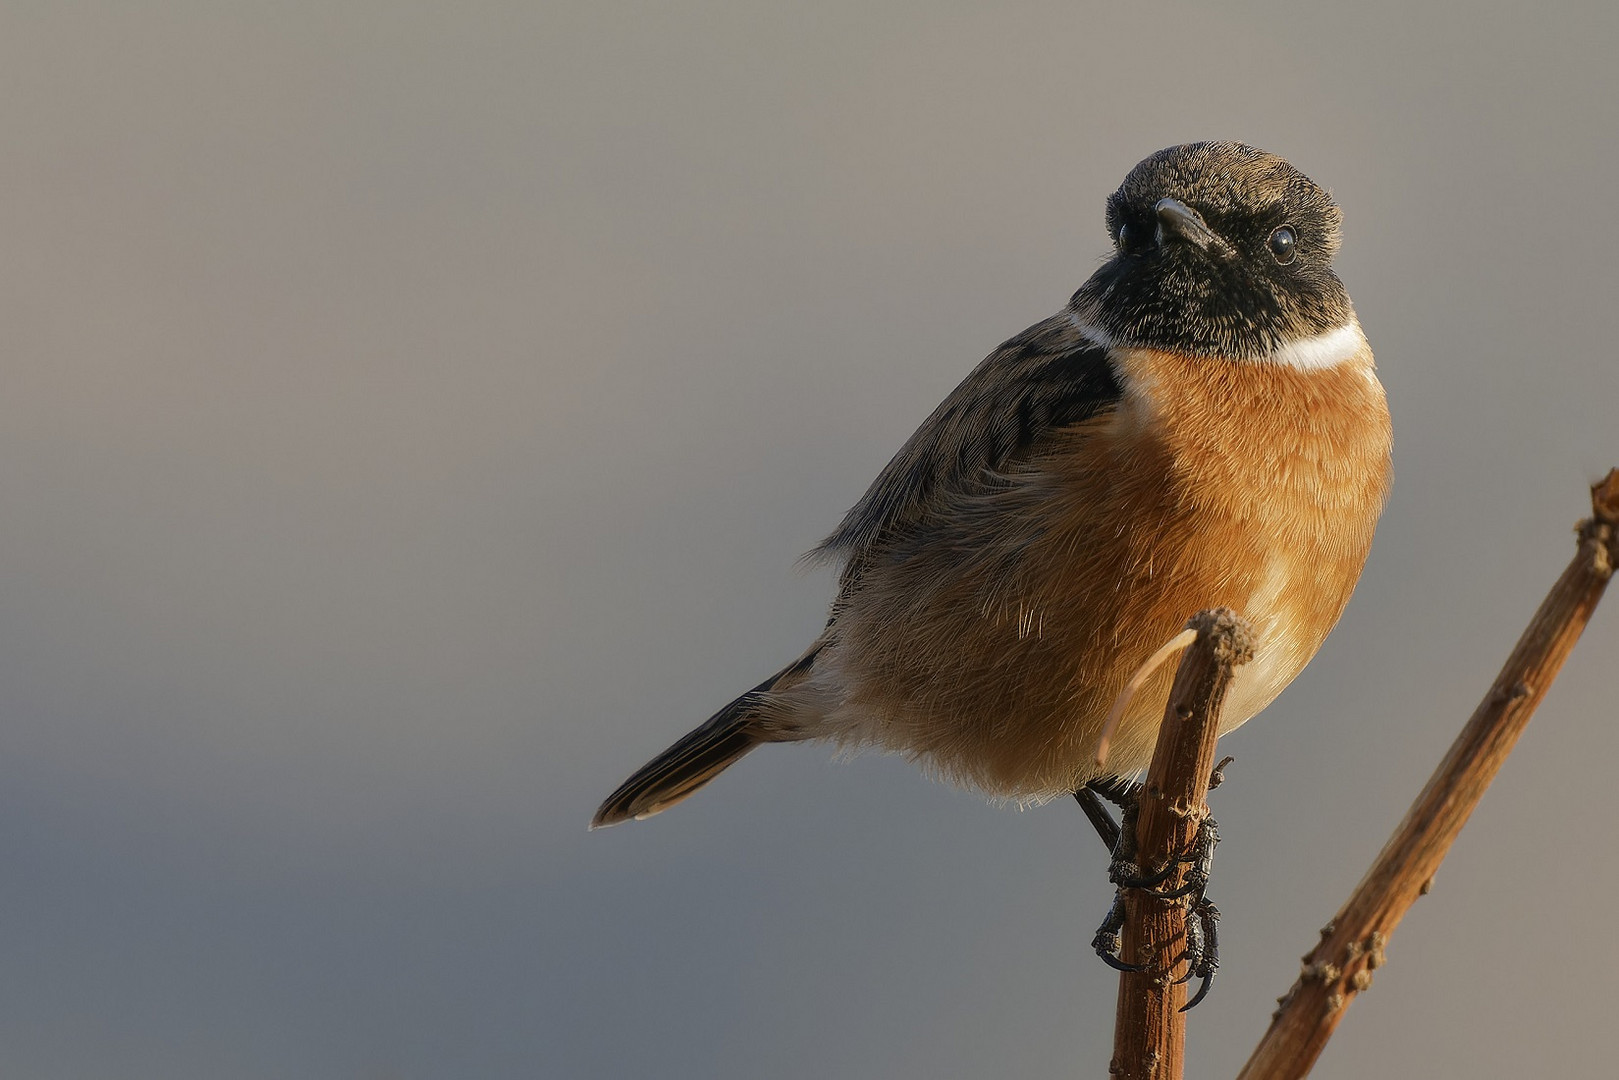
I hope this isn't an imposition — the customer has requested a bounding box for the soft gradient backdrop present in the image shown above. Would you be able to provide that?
[2,2,1616,1077]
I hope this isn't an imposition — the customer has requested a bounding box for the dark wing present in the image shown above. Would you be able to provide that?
[810,311,1121,568]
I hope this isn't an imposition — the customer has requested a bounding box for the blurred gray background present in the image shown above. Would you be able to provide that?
[2,2,1615,1077]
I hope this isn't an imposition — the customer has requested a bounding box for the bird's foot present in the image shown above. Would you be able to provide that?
[1075,763,1230,1008]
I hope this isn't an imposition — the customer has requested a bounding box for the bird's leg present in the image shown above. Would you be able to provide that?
[1078,778,1147,972]
[1086,773,1142,811]
[1074,786,1122,852]
[1082,775,1177,889]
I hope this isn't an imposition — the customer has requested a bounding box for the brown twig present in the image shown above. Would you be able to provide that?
[1109,608,1254,1080]
[1238,468,1619,1080]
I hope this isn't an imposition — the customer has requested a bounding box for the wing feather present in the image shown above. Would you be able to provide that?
[811,313,1121,567]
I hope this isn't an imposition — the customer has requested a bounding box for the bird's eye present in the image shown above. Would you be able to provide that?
[1268,225,1297,264]
[1116,222,1134,251]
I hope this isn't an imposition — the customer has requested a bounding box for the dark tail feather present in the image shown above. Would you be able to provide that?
[590,650,819,828]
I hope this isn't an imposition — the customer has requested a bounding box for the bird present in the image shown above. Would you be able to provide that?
[592,141,1392,830]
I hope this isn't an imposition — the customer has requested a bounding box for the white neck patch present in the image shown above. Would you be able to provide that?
[1068,312,1367,371]
[1265,322,1367,371]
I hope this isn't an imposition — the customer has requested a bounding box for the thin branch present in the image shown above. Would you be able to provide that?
[1238,468,1619,1080]
[1109,608,1254,1080]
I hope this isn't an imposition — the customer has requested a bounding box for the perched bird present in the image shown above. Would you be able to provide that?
[593,141,1391,829]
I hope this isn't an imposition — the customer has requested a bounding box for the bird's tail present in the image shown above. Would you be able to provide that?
[590,647,821,828]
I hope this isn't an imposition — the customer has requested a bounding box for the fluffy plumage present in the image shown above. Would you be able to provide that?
[593,142,1391,827]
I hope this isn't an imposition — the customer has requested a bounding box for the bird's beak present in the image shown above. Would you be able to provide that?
[1154,197,1219,251]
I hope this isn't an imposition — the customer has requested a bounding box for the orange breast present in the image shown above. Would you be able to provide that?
[827,342,1392,800]
[1105,344,1393,739]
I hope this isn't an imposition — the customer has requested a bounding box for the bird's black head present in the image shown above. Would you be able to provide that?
[1071,142,1354,360]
